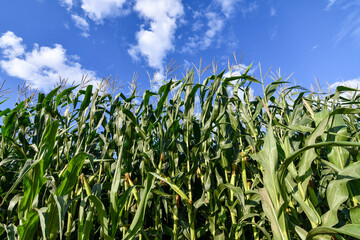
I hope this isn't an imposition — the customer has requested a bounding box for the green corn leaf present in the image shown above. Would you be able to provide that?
[117,187,135,218]
[1,224,16,240]
[331,108,360,115]
[251,124,281,209]
[55,153,89,196]
[259,188,288,240]
[18,210,39,240]
[51,194,66,240]
[0,160,33,207]
[78,193,86,240]
[35,207,48,240]
[350,206,360,224]
[1,109,17,138]
[18,119,59,213]
[327,115,351,169]
[88,195,110,239]
[0,107,10,117]
[284,175,321,225]
[335,85,360,92]
[215,183,245,208]
[279,141,360,190]
[150,172,189,202]
[80,85,93,112]
[323,162,360,226]
[110,136,124,236]
[82,205,94,240]
[19,163,47,214]
[306,224,360,240]
[122,108,147,140]
[123,173,155,240]
[55,85,78,107]
[155,79,173,118]
[43,86,61,106]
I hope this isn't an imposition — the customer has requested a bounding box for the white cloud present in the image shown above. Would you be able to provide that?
[194,95,201,118]
[60,0,73,10]
[128,0,184,71]
[270,6,276,17]
[80,0,127,22]
[80,32,90,38]
[270,25,278,40]
[334,10,360,45]
[215,0,241,17]
[342,1,360,9]
[0,31,99,91]
[182,12,224,52]
[0,31,25,58]
[71,14,90,37]
[326,0,337,10]
[204,12,224,46]
[330,77,360,89]
[183,1,258,53]
[241,2,258,16]
[215,0,258,17]
[311,45,319,52]
[64,22,70,29]
[191,21,204,32]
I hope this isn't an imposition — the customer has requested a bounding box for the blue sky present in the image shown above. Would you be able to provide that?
[0,0,360,105]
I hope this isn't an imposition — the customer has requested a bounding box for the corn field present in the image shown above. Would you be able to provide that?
[0,66,360,239]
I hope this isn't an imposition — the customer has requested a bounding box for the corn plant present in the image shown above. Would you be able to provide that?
[0,66,359,239]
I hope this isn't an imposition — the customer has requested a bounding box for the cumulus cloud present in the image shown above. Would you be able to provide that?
[203,12,225,47]
[330,77,360,89]
[0,31,99,91]
[182,12,224,52]
[0,31,25,58]
[80,0,127,22]
[128,0,184,71]
[215,0,241,17]
[59,0,129,37]
[240,2,258,16]
[215,0,257,17]
[71,14,90,37]
[60,0,73,10]
[183,1,258,53]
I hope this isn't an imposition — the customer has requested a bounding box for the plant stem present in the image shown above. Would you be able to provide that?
[173,194,179,240]
[187,160,196,240]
